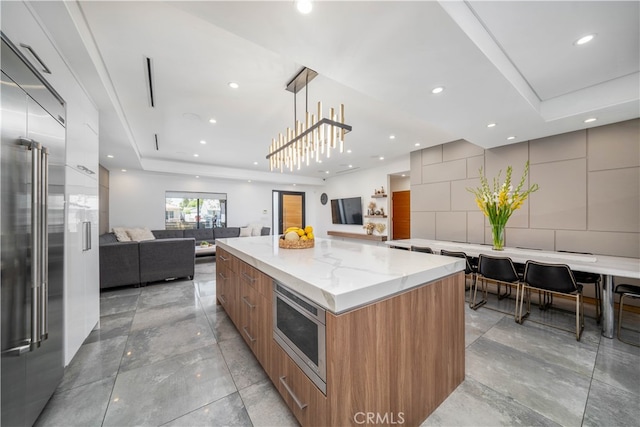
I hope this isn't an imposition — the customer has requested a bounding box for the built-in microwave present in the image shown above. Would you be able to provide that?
[273,281,326,394]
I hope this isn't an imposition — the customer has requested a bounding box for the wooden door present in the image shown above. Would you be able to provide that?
[392,190,410,239]
[278,191,305,234]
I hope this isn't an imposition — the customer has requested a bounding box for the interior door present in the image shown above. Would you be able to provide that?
[277,191,305,234]
[392,190,410,239]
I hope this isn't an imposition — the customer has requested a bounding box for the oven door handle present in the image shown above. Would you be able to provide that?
[279,376,308,410]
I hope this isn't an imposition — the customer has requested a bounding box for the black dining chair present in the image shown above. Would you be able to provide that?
[614,283,640,347]
[520,260,584,340]
[440,249,476,301]
[471,254,521,319]
[559,250,602,324]
[411,246,433,254]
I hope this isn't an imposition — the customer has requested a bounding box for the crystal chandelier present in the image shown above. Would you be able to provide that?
[267,67,352,172]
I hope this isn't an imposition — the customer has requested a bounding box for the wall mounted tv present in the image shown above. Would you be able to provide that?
[331,197,363,225]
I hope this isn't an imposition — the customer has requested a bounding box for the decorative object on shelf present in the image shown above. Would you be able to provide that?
[374,223,386,235]
[320,193,328,205]
[375,210,381,215]
[368,200,376,215]
[363,222,375,235]
[380,207,385,216]
[468,161,539,250]
[200,241,211,247]
[279,226,315,249]
[266,67,352,172]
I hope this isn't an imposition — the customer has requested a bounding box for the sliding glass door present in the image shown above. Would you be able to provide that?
[165,192,227,229]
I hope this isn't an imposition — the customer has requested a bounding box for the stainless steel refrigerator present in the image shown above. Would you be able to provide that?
[1,33,66,426]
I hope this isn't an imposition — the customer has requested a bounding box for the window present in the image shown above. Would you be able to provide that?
[165,191,227,230]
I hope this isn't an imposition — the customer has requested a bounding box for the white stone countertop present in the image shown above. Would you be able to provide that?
[215,236,465,314]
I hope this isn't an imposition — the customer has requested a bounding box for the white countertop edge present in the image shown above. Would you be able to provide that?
[216,237,465,314]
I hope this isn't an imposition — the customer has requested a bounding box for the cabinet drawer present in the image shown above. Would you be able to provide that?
[216,248,237,272]
[271,341,327,427]
[238,260,270,297]
[217,268,238,325]
[239,282,259,353]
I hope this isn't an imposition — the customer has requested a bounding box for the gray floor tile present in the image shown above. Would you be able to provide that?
[238,379,297,427]
[35,376,115,427]
[205,308,241,343]
[464,304,505,347]
[422,377,561,427]
[99,294,139,317]
[583,379,640,427]
[120,309,217,372]
[195,279,217,299]
[162,392,251,427]
[58,335,127,392]
[593,341,640,396]
[219,337,268,390]
[466,336,591,426]
[137,281,198,310]
[84,310,135,345]
[103,346,237,427]
[129,299,207,333]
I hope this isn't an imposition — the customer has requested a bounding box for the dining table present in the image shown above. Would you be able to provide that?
[385,238,640,339]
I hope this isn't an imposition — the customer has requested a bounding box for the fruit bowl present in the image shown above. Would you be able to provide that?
[279,238,314,249]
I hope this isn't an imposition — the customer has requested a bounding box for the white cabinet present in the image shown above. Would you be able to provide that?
[64,166,99,365]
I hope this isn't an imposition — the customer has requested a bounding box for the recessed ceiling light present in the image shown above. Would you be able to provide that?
[584,117,597,123]
[415,143,421,147]
[228,82,239,89]
[195,175,200,178]
[293,183,297,186]
[401,174,406,177]
[107,154,114,158]
[193,154,199,157]
[200,140,206,145]
[507,136,516,140]
[575,34,595,45]
[318,160,323,163]
[431,87,444,94]
[487,123,496,128]
[379,156,385,160]
[389,135,395,140]
[325,171,329,174]
[121,169,127,172]
[253,161,258,165]
[348,164,353,168]
[208,118,217,124]
[296,0,312,14]
[347,149,352,154]
[248,180,252,183]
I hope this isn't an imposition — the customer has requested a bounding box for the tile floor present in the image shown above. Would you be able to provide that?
[35,258,640,426]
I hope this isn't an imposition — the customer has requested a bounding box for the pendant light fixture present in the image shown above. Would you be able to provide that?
[266,67,352,172]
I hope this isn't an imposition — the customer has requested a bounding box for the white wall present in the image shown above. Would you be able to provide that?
[109,170,318,231]
[316,156,410,239]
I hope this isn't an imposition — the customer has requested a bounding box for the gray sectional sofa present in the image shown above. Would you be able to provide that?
[99,226,270,289]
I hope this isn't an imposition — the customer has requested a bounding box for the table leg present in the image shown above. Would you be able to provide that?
[601,275,614,338]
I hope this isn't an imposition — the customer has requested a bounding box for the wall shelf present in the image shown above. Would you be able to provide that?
[371,194,388,198]
[364,215,387,218]
[327,231,387,241]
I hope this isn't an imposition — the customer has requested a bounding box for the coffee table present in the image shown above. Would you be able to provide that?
[195,245,216,257]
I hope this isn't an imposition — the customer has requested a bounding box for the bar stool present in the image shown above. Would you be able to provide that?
[614,283,640,347]
[471,254,520,319]
[411,246,433,254]
[440,249,476,302]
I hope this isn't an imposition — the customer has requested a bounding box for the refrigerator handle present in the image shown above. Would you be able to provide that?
[40,147,49,341]
[82,221,91,251]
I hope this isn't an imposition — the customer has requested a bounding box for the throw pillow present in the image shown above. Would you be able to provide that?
[239,227,252,237]
[112,227,131,242]
[126,227,156,242]
[249,223,262,236]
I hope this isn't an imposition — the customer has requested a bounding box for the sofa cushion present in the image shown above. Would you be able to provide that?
[214,227,240,239]
[126,227,156,242]
[99,233,118,244]
[183,228,214,244]
[112,227,132,242]
[152,229,185,239]
[239,227,252,237]
[261,227,271,236]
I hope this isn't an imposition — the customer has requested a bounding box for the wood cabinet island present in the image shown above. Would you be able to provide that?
[215,236,465,426]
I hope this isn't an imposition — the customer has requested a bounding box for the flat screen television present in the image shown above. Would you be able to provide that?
[331,197,363,225]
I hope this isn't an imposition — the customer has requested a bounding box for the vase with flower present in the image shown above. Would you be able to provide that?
[363,222,375,235]
[468,161,539,250]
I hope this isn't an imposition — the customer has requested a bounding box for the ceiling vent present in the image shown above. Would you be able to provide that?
[145,57,155,107]
[336,166,360,174]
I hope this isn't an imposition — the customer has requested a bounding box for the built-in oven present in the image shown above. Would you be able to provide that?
[273,281,326,394]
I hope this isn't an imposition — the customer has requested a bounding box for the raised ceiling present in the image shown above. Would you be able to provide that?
[29,1,640,185]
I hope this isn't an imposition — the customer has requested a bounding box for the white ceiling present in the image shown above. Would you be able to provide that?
[31,1,640,185]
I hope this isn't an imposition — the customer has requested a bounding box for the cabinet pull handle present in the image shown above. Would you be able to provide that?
[218,272,227,280]
[218,294,227,304]
[219,255,228,261]
[241,272,256,282]
[19,43,51,74]
[242,296,255,309]
[242,326,256,342]
[279,376,308,410]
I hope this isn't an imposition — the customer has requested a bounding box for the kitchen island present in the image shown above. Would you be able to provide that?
[215,236,466,426]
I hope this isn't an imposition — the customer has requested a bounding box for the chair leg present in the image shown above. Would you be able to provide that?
[514,283,520,322]
[470,275,487,310]
[497,283,512,300]
[595,279,602,324]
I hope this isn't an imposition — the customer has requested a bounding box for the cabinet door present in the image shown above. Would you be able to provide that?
[271,342,327,427]
[239,281,258,354]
